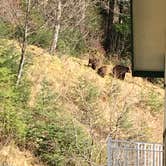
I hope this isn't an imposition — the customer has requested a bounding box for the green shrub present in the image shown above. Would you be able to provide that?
[0,41,30,144]
[69,78,100,123]
[118,108,133,133]
[0,108,27,142]
[26,115,91,165]
[28,29,53,48]
[24,81,92,165]
[0,44,31,111]
[13,25,24,41]
[58,29,87,56]
[0,44,19,102]
[14,25,53,49]
[146,91,163,115]
[140,89,163,115]
[0,20,14,38]
[71,78,100,105]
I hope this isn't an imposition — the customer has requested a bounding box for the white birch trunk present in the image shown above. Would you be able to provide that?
[16,0,31,86]
[50,0,62,54]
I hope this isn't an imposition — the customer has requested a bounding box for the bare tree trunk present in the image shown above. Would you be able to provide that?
[16,0,31,86]
[50,0,62,54]
[104,0,115,54]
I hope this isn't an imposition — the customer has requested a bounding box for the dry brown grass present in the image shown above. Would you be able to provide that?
[0,143,43,166]
[21,42,163,143]
[3,39,164,143]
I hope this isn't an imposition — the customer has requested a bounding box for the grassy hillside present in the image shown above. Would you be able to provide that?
[0,39,164,165]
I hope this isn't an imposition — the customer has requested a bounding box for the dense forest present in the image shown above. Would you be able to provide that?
[0,0,131,55]
[0,0,164,166]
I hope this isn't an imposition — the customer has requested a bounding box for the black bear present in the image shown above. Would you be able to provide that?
[113,65,129,80]
[97,66,107,77]
[88,53,103,70]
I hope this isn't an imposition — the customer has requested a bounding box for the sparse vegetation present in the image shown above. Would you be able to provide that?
[0,0,164,165]
[139,88,163,116]
[146,90,163,115]
[0,37,164,165]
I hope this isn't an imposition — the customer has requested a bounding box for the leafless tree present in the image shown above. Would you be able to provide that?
[50,0,62,54]
[16,0,31,85]
[39,0,98,54]
[0,0,21,25]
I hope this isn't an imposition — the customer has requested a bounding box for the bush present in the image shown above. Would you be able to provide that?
[139,89,163,116]
[58,29,87,56]
[147,91,163,115]
[0,108,27,143]
[0,20,14,38]
[26,115,92,165]
[0,41,30,144]
[14,25,53,49]
[25,81,92,165]
[69,78,100,121]
[28,29,53,48]
[0,43,19,103]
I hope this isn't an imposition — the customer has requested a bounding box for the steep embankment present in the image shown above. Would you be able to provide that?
[0,39,164,165]
[26,44,164,143]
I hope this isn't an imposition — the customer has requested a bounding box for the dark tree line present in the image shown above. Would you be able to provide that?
[100,0,131,56]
